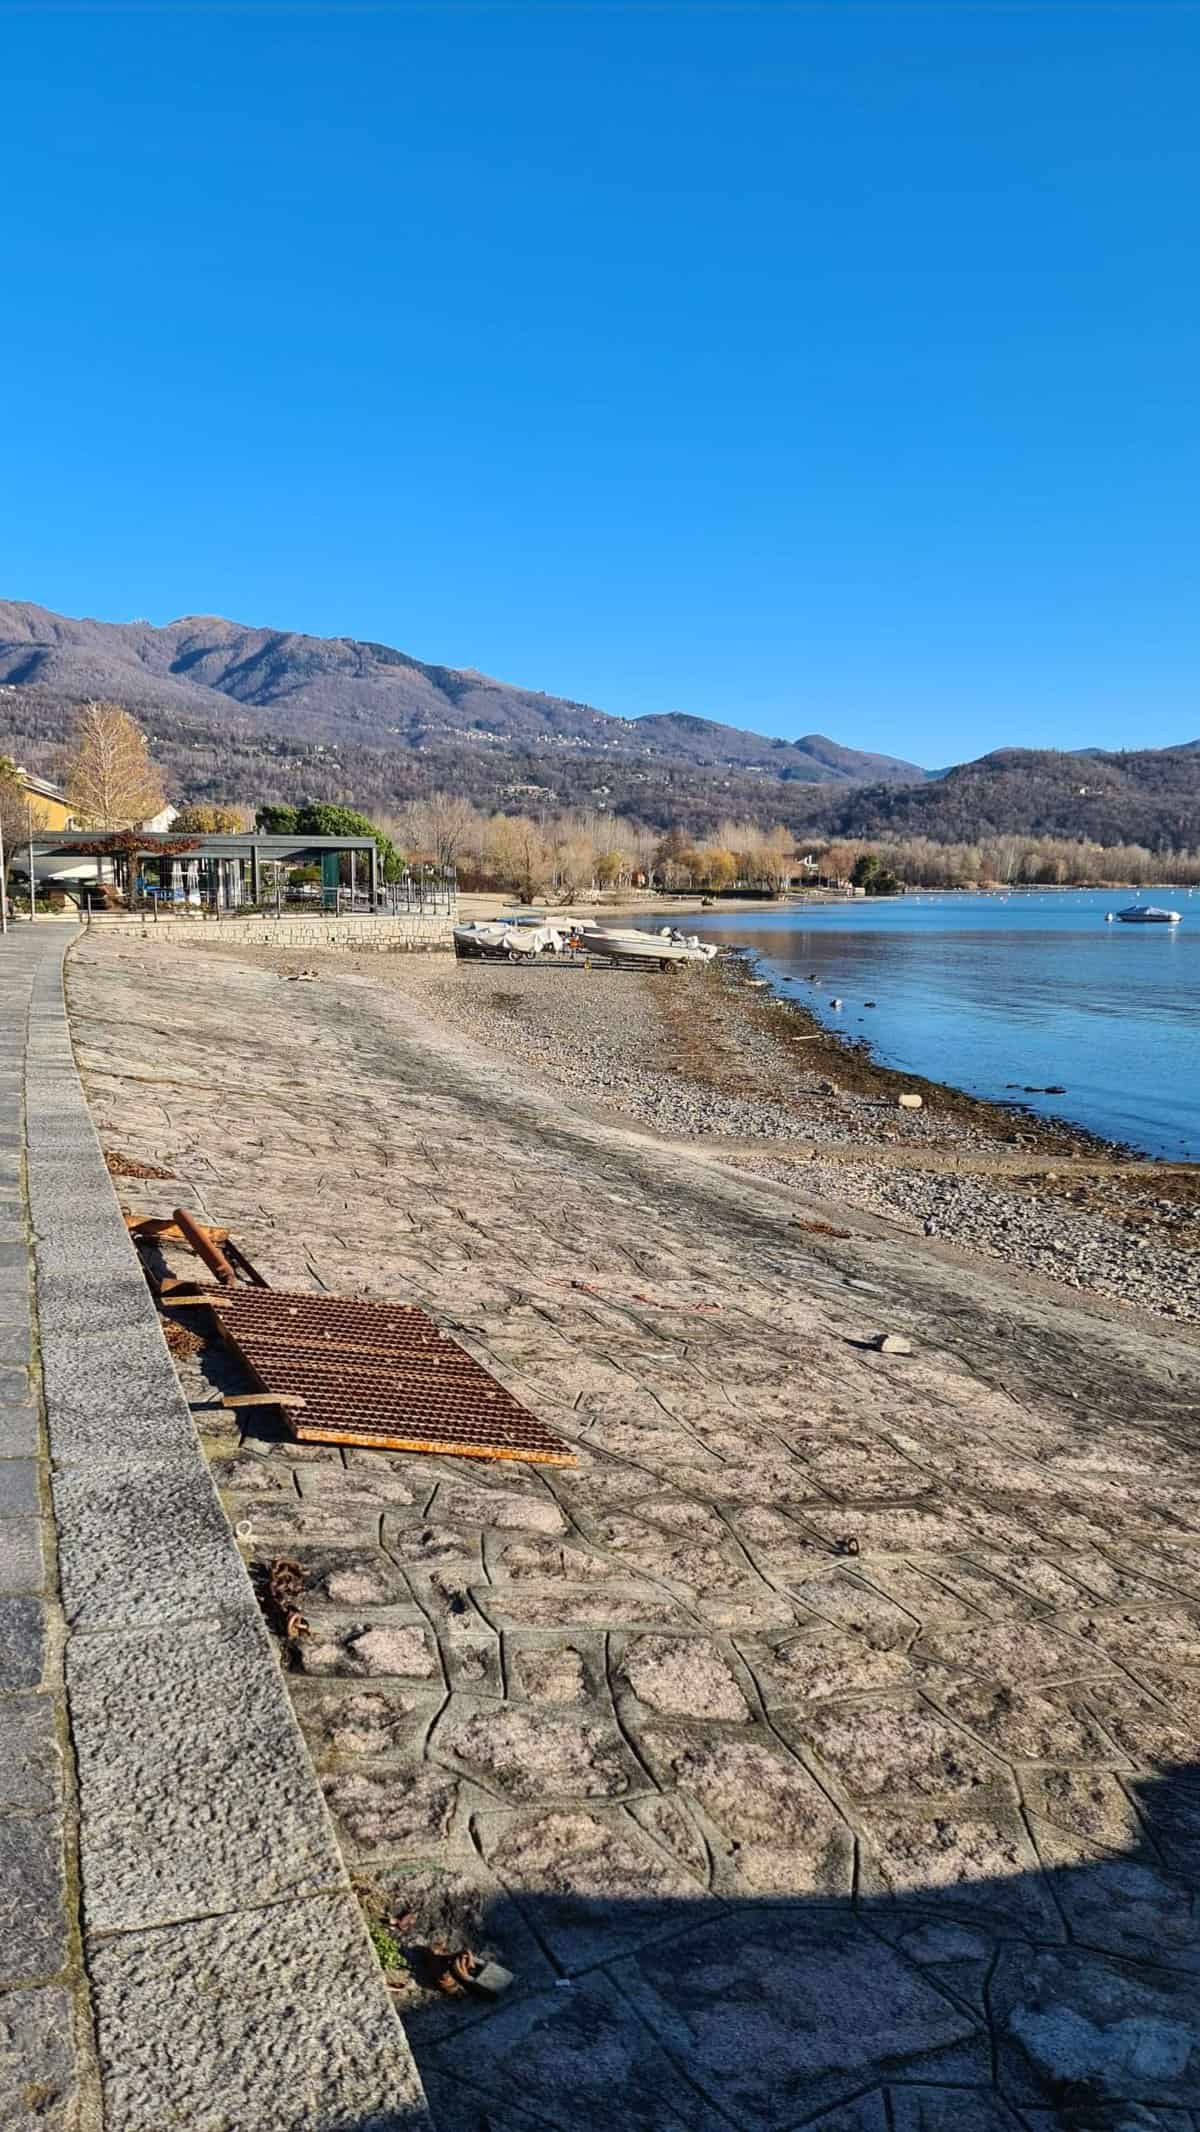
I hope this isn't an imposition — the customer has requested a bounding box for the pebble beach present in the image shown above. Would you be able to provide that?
[219,936,1200,1327]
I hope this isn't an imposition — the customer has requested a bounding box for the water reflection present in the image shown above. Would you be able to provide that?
[699,891,1200,1158]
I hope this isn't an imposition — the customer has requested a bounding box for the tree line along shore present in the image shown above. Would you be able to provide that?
[5,702,1200,906]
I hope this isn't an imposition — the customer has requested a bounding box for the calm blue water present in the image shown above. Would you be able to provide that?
[698,890,1200,1160]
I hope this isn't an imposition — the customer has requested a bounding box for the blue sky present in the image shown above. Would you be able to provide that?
[2,3,1197,765]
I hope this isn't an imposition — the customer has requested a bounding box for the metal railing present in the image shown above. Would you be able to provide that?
[357,870,457,917]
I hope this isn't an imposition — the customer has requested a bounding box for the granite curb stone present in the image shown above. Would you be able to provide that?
[67,1618,348,1932]
[19,930,431,2127]
[0,1457,40,1517]
[0,1593,46,1687]
[0,1402,39,1457]
[0,933,86,2131]
[51,1459,258,1631]
[86,1891,429,2132]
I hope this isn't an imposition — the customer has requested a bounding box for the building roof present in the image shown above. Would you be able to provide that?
[30,829,379,862]
[16,768,69,804]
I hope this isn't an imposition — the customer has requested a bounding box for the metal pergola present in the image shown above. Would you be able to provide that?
[28,830,381,910]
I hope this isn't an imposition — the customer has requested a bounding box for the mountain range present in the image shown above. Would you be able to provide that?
[0,601,920,816]
[1,600,1197,849]
[819,741,1200,851]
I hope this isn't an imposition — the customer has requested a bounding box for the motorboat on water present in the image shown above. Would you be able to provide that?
[453,914,567,960]
[578,922,719,968]
[1111,904,1182,925]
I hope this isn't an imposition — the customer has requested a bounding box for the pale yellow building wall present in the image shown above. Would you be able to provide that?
[15,776,74,830]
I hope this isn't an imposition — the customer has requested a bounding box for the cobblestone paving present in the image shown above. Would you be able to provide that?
[0,932,91,2132]
[72,935,1200,2132]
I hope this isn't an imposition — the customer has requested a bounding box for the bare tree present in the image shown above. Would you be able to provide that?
[757,826,795,891]
[486,813,552,903]
[63,702,165,829]
[699,845,738,889]
[396,791,481,871]
[819,839,863,887]
[552,823,599,902]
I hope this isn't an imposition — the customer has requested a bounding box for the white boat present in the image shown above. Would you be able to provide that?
[454,915,566,959]
[578,922,718,968]
[1114,905,1181,925]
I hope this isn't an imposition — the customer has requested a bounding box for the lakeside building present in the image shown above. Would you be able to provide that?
[24,826,388,911]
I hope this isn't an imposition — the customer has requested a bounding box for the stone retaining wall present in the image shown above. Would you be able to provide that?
[84,911,455,950]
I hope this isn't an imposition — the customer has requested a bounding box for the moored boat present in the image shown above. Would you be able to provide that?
[1114,904,1182,925]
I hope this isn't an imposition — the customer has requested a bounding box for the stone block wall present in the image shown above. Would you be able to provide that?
[83,912,455,951]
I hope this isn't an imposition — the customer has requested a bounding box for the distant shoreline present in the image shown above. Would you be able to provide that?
[456,883,1196,928]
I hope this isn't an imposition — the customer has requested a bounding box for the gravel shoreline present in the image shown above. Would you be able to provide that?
[204,938,1200,1325]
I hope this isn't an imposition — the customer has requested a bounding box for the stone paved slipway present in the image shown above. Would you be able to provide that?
[3,926,429,2132]
[69,932,1200,2132]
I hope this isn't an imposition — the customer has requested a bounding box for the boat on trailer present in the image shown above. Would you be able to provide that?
[578,922,719,969]
[453,914,567,960]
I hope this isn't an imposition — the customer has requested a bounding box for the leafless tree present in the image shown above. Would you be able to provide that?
[395,791,481,871]
[63,702,165,829]
[485,813,552,902]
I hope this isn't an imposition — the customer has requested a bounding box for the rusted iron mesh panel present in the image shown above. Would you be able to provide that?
[214,1289,575,1466]
[209,1289,457,1358]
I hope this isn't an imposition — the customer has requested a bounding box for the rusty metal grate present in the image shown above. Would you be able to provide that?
[214,1288,575,1466]
[210,1289,460,1358]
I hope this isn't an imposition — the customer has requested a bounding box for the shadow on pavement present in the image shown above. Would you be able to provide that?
[326,1758,1200,2132]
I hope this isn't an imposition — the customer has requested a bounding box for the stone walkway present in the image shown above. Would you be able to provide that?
[1,929,93,2132]
[70,932,1200,2132]
[2,926,429,2132]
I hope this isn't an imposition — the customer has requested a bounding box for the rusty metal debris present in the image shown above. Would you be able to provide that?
[213,1288,575,1464]
[126,1211,268,1300]
[106,1150,176,1180]
[131,1209,575,1467]
[162,1318,206,1359]
[173,1206,239,1287]
[431,1950,513,1997]
[126,1213,229,1247]
[256,1556,310,1642]
[397,1941,513,1999]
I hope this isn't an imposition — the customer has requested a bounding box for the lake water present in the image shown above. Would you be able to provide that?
[697,890,1200,1161]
